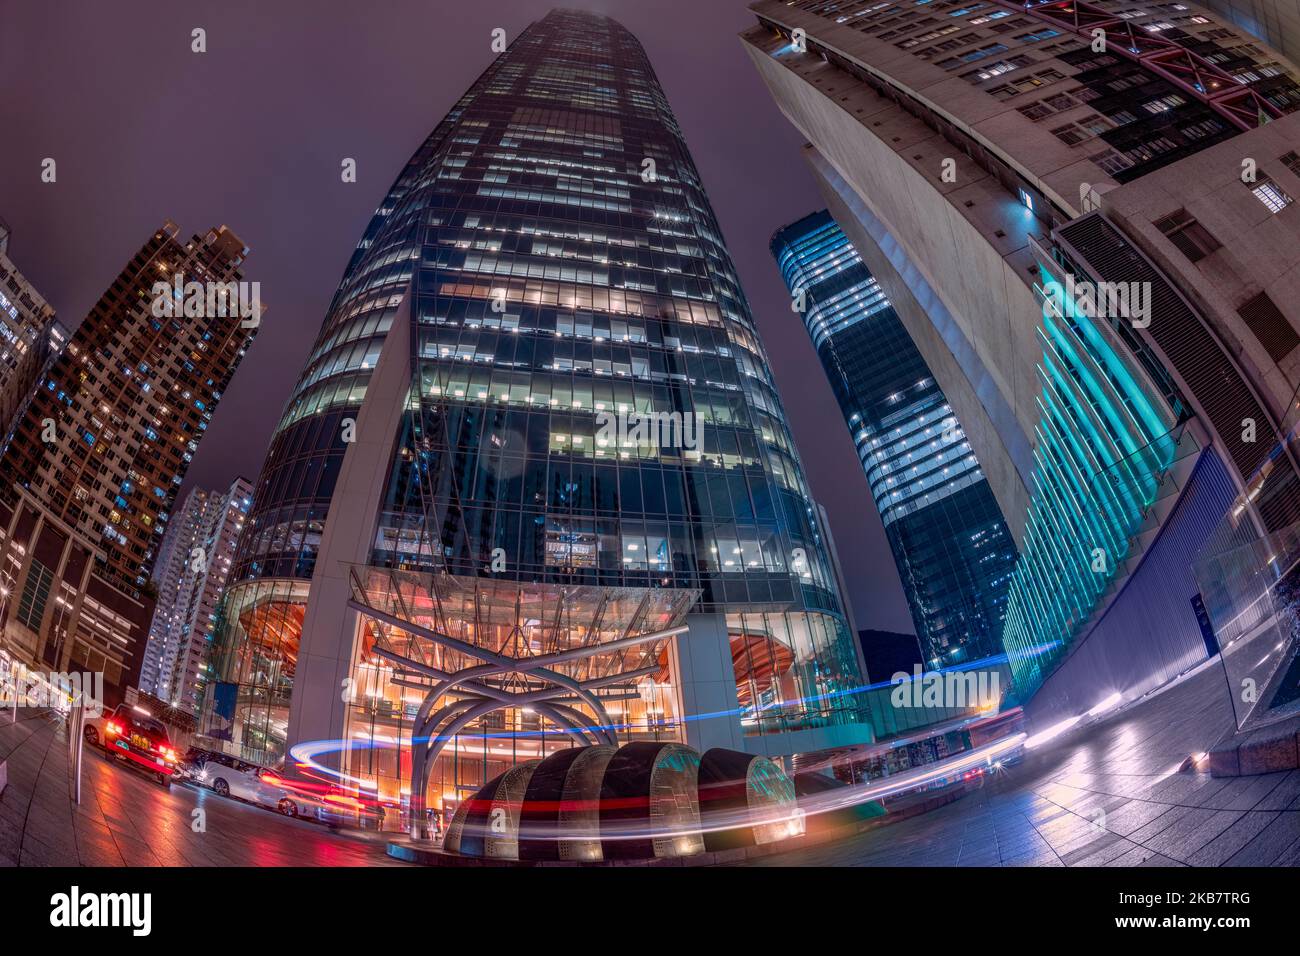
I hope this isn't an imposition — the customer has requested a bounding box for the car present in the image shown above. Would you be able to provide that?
[173,746,226,784]
[83,705,179,786]
[171,747,204,782]
[198,755,317,818]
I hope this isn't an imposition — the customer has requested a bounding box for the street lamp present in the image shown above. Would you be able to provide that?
[0,578,14,722]
[49,595,72,669]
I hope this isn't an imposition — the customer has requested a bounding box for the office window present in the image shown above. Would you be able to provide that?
[17,560,53,631]
[1079,113,1112,135]
[1015,28,1061,42]
[1050,122,1091,145]
[1090,148,1133,176]
[1250,175,1294,214]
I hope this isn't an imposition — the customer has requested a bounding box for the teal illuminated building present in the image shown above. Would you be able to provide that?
[1002,265,1190,695]
[745,0,1300,730]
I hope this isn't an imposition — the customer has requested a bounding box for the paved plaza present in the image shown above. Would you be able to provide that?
[751,663,1300,866]
[2,662,1297,867]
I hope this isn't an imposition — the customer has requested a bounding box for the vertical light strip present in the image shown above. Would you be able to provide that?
[1001,267,1180,695]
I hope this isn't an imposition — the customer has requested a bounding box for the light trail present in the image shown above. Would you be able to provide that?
[456,732,1028,844]
[287,646,1045,797]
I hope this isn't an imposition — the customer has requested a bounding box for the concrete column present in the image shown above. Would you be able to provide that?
[283,292,412,766]
[671,611,743,753]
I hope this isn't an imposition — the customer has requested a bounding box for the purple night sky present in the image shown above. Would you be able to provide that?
[0,0,914,632]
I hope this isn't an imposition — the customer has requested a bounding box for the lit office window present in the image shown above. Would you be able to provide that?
[1250,176,1294,214]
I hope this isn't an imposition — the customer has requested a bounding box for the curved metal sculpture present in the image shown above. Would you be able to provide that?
[456,760,541,860]
[698,748,798,851]
[449,742,803,862]
[519,745,618,862]
[600,741,704,861]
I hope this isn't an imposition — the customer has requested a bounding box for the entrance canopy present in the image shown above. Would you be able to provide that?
[343,564,701,830]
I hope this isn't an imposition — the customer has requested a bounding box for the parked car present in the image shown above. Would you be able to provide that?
[83,705,179,787]
[173,746,223,784]
[198,755,320,818]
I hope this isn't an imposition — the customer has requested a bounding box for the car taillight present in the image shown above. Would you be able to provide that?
[107,722,123,735]
[263,774,281,787]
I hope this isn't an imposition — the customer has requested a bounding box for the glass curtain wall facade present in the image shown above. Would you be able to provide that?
[772,212,1016,667]
[206,11,864,802]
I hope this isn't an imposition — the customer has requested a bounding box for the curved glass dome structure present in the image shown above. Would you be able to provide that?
[203,10,869,811]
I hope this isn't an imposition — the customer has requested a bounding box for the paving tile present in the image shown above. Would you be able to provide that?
[1143,808,1242,862]
[1270,832,1300,866]
[1002,850,1064,866]
[1222,812,1300,866]
[1128,804,1194,844]
[1061,827,1128,865]
[1102,800,1179,837]
[1070,834,1143,867]
[1253,771,1300,810]
[1109,844,1169,866]
[1198,773,1293,811]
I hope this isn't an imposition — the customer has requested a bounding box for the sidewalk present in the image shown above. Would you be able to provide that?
[746,665,1300,866]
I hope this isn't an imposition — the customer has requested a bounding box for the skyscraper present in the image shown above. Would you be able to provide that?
[141,476,251,713]
[743,0,1300,724]
[204,9,871,811]
[773,211,1017,666]
[0,222,257,704]
[0,221,65,443]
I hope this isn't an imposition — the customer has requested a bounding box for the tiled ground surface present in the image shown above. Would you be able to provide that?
[4,663,1297,867]
[749,664,1300,866]
[0,710,404,866]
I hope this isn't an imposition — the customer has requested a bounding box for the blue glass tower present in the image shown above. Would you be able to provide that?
[203,12,870,803]
[772,211,1017,668]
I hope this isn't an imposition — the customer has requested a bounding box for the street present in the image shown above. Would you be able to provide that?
[0,711,405,867]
